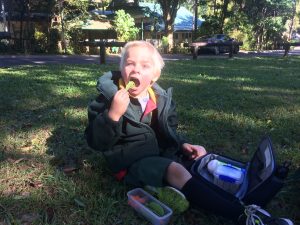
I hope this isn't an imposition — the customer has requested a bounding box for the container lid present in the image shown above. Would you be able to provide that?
[245,136,275,194]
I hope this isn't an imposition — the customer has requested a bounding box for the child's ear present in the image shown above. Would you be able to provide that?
[152,72,160,83]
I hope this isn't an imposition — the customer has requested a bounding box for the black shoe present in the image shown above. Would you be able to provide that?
[238,204,293,225]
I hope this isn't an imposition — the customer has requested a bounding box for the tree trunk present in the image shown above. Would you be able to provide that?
[20,13,24,50]
[287,0,296,41]
[164,11,174,52]
[158,0,180,53]
[25,0,30,53]
[167,28,173,53]
[219,0,229,33]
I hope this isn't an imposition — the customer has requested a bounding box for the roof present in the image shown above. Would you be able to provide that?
[81,20,113,30]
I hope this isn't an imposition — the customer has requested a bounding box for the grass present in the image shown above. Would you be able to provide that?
[0,56,299,225]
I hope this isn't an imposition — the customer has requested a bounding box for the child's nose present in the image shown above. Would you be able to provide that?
[133,64,142,73]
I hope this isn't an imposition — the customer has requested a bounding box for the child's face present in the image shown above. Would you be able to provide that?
[121,45,159,98]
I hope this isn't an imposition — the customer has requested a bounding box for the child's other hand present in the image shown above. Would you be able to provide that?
[182,143,207,160]
[108,88,130,121]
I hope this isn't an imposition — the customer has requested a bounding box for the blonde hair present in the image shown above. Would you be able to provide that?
[119,40,165,74]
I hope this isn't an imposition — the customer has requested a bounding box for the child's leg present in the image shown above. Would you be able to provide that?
[181,177,244,219]
[165,162,192,189]
[124,156,174,187]
[166,162,244,219]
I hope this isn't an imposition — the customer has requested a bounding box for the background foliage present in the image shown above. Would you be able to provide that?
[113,10,139,41]
[1,0,300,53]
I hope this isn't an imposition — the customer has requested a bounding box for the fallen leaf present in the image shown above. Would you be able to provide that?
[20,146,33,151]
[21,192,30,197]
[63,166,77,174]
[13,158,26,164]
[27,180,43,188]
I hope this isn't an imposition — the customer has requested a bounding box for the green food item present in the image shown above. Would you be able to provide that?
[125,81,135,90]
[145,201,165,216]
[157,188,189,214]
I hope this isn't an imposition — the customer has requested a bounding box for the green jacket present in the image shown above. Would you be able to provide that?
[85,71,187,172]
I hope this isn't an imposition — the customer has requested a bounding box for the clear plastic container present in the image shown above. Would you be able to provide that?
[127,188,173,225]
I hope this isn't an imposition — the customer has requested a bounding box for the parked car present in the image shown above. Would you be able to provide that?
[190,34,240,55]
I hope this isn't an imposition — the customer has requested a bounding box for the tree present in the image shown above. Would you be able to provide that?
[113,9,139,41]
[157,0,182,52]
[52,0,94,53]
[286,0,299,40]
[243,0,294,49]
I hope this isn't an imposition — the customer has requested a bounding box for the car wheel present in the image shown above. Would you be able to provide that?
[233,46,239,54]
[214,47,220,55]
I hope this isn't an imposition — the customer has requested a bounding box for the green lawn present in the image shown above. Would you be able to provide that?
[0,56,299,225]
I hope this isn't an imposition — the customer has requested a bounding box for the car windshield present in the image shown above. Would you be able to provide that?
[214,34,226,40]
[194,36,210,42]
[194,34,233,42]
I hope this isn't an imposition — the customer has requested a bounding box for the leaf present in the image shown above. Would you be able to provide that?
[20,146,33,151]
[27,180,43,188]
[13,158,26,164]
[63,166,77,174]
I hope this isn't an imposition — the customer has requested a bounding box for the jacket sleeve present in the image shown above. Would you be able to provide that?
[85,94,123,151]
[166,99,189,148]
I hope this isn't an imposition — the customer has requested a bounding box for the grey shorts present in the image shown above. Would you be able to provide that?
[124,156,174,187]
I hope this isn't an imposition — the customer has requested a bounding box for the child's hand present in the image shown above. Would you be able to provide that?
[182,143,207,160]
[108,88,130,121]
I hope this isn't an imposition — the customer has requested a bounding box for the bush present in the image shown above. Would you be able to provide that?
[114,10,139,41]
[68,28,85,54]
[0,39,10,53]
[34,29,47,53]
[171,45,190,54]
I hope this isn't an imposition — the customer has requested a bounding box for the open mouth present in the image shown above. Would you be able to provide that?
[129,77,140,87]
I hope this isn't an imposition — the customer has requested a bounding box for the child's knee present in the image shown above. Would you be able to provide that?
[166,162,192,189]
[168,162,185,173]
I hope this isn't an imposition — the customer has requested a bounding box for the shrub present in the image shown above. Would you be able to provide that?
[113,10,139,41]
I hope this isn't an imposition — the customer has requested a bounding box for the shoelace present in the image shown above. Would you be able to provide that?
[244,204,271,225]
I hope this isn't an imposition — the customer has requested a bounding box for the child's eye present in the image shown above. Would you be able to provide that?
[142,64,151,69]
[126,62,134,66]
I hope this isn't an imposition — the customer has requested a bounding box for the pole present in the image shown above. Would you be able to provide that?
[59,0,66,54]
[193,0,198,40]
[141,18,144,40]
[1,0,8,32]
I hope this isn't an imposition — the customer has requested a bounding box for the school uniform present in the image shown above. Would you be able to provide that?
[85,71,248,219]
[85,71,188,186]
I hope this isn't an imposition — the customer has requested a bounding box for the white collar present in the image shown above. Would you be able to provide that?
[137,92,150,112]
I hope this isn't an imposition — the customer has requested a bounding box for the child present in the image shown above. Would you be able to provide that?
[85,41,293,225]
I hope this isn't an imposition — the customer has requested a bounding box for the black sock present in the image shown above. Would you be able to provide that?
[181,177,244,220]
